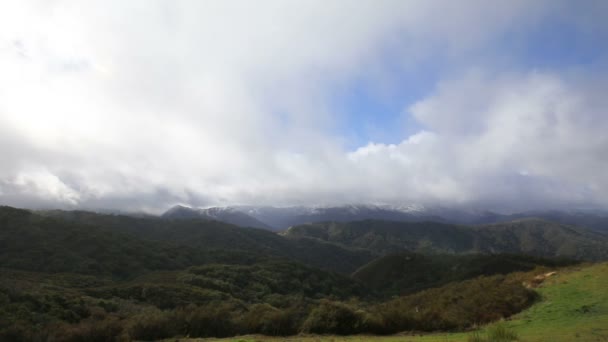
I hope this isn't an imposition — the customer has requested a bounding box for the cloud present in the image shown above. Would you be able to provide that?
[0,1,606,212]
[352,68,608,210]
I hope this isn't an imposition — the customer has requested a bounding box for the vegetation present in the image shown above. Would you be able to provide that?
[284,219,608,260]
[0,265,542,340]
[1,206,606,341]
[372,274,537,333]
[352,252,576,296]
[35,207,375,274]
[195,263,608,341]
[467,324,518,342]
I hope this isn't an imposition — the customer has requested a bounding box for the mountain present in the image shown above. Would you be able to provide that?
[0,206,209,277]
[161,204,608,232]
[161,205,272,230]
[161,204,444,230]
[399,207,608,232]
[30,207,374,274]
[33,205,608,267]
[266,204,442,228]
[283,218,608,261]
[472,210,608,232]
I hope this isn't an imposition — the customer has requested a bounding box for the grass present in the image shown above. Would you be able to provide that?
[166,262,608,342]
[494,262,608,341]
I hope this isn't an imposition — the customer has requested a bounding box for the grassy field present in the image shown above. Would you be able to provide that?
[171,262,608,342]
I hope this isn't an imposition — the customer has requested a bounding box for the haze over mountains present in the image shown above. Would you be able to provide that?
[4,205,608,274]
[160,204,608,232]
[3,204,606,273]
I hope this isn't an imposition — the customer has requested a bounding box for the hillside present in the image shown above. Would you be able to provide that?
[283,219,608,260]
[469,210,608,232]
[0,206,211,278]
[169,263,608,342]
[159,205,443,230]
[160,205,608,232]
[0,259,544,340]
[161,205,272,230]
[33,207,374,274]
[352,253,576,296]
[2,205,604,341]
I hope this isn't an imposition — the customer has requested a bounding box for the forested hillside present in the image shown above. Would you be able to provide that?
[0,206,601,341]
[283,219,608,260]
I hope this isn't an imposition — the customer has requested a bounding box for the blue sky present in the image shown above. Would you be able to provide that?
[335,6,608,149]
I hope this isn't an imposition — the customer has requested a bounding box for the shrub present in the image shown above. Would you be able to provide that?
[0,321,34,342]
[300,300,368,335]
[374,274,537,332]
[128,308,179,341]
[239,303,299,336]
[45,318,125,342]
[181,303,239,337]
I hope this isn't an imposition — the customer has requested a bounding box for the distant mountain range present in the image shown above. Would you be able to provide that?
[161,204,444,230]
[160,204,608,232]
[24,206,373,274]
[282,218,608,261]
[161,205,272,230]
[5,205,608,276]
[4,205,604,276]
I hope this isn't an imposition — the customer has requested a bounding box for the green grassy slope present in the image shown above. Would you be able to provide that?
[497,262,608,342]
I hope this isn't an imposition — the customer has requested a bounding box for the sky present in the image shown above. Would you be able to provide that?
[1,0,608,213]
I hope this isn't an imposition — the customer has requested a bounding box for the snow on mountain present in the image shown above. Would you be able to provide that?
[161,204,608,232]
[161,205,271,229]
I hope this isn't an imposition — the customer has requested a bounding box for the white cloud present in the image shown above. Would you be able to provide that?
[0,1,606,212]
[391,69,608,209]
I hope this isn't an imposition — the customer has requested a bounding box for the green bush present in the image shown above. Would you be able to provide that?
[43,318,126,342]
[238,303,299,336]
[181,303,239,337]
[128,309,179,340]
[301,300,368,335]
[0,321,34,342]
[374,275,536,333]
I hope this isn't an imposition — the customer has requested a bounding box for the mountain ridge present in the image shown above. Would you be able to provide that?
[283,218,608,261]
[158,204,608,232]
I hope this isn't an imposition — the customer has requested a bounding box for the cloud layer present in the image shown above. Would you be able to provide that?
[1,1,607,212]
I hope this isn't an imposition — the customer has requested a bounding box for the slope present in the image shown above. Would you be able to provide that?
[352,253,576,296]
[185,263,608,342]
[13,207,374,274]
[283,219,608,261]
[0,206,210,278]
